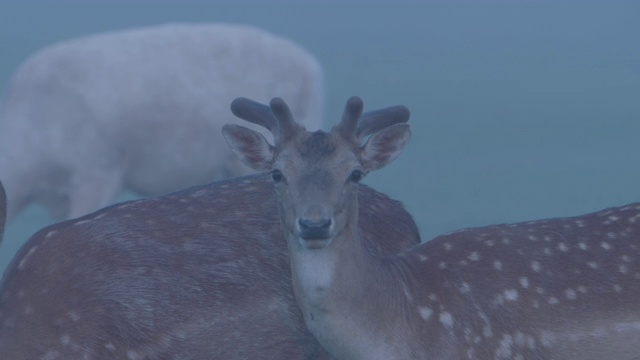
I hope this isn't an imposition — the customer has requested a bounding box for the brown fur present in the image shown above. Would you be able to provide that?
[0,173,419,359]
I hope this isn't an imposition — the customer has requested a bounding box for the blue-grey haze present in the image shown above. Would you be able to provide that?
[1,0,639,274]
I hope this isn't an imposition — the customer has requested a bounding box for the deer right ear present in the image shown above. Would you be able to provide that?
[222,124,275,171]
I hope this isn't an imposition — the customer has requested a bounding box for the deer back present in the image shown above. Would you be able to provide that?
[398,203,640,359]
[0,173,419,359]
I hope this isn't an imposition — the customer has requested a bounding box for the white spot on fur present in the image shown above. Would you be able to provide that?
[418,306,433,320]
[495,334,514,358]
[478,312,493,338]
[504,289,519,301]
[519,277,529,288]
[468,252,480,261]
[565,289,577,300]
[402,287,415,305]
[73,218,93,226]
[439,311,454,329]
[60,334,71,346]
[459,282,471,294]
[531,261,541,272]
[578,242,588,250]
[601,242,612,250]
[117,202,134,209]
[493,260,503,271]
[557,242,568,252]
[17,246,38,270]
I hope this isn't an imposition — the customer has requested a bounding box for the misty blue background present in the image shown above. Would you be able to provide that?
[1,1,639,274]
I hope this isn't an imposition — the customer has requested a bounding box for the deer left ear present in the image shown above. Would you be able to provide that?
[222,124,275,171]
[361,123,411,172]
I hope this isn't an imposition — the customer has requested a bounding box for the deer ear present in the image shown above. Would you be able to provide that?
[222,124,275,171]
[361,123,411,172]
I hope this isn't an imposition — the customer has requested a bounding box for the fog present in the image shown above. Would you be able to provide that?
[1,0,639,274]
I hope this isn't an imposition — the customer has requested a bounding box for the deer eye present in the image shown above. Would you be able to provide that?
[271,169,284,183]
[348,170,365,183]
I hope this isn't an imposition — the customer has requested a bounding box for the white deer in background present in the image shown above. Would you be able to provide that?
[0,23,323,220]
[224,96,640,359]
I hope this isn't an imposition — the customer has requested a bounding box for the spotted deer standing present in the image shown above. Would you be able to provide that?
[224,96,640,359]
[0,108,419,359]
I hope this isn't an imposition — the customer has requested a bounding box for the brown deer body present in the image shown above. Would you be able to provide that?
[0,173,419,358]
[224,96,640,359]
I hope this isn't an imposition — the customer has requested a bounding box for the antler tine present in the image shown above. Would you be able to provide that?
[230,97,278,134]
[356,105,411,140]
[269,97,297,142]
[337,96,364,139]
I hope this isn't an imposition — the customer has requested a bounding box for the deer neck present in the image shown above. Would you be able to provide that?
[285,203,417,359]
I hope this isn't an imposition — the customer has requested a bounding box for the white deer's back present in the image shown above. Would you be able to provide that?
[0,23,324,219]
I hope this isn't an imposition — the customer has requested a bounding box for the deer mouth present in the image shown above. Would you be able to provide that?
[298,236,332,250]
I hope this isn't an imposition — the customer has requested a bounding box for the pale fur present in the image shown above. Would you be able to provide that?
[0,23,323,220]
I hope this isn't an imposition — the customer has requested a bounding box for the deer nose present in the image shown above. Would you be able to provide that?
[297,203,333,240]
[297,217,332,239]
